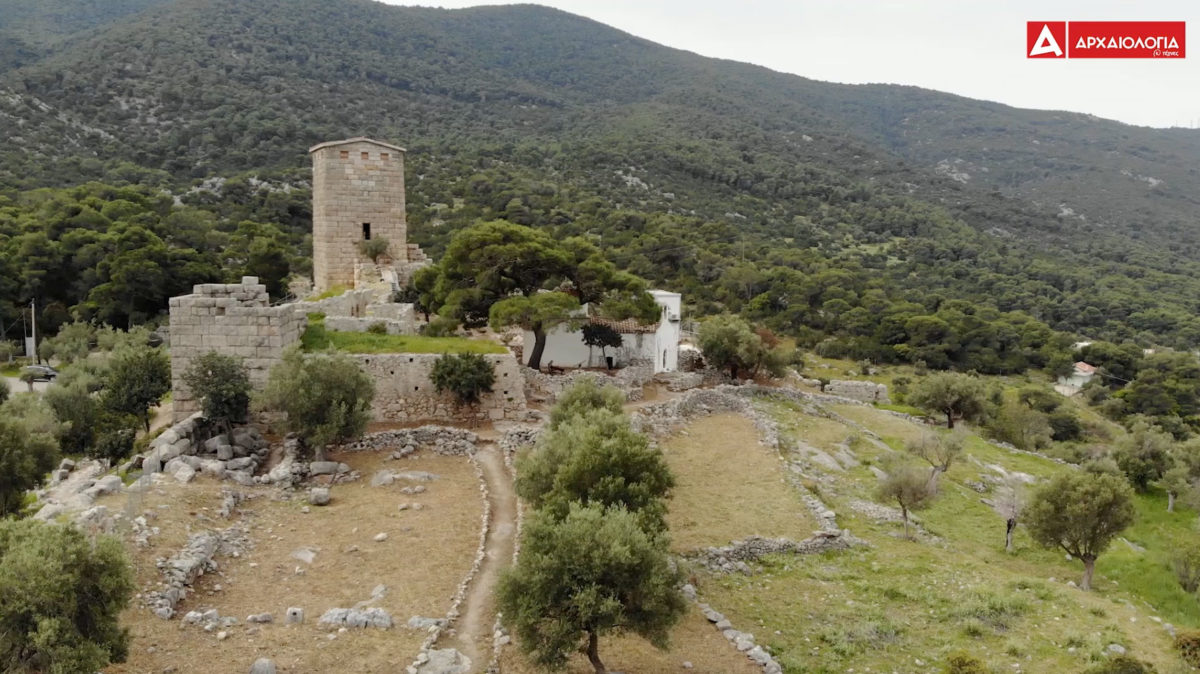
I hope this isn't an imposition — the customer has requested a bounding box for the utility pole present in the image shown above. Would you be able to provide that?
[29,299,36,364]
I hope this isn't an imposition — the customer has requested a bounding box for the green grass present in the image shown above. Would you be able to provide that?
[304,284,350,301]
[301,315,506,355]
[874,402,925,416]
[699,394,1193,673]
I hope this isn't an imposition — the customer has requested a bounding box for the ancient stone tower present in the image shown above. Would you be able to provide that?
[309,138,409,292]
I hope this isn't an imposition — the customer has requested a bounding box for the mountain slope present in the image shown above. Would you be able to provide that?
[3,0,1200,350]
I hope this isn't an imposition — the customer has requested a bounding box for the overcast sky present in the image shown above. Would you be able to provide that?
[379,0,1198,129]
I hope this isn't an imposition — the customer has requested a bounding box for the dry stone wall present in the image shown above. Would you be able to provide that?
[355,353,528,423]
[168,278,305,420]
[823,379,890,403]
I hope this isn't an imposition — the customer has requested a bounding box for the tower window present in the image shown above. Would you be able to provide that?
[380,153,390,161]
[339,150,349,160]
[362,223,371,240]
[361,151,370,160]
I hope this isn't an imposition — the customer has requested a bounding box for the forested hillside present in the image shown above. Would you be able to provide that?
[3,0,1200,359]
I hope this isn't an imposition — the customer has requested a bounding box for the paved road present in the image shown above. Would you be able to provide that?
[2,374,50,394]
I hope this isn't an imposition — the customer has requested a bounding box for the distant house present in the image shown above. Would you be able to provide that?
[522,290,682,373]
[1055,361,1096,396]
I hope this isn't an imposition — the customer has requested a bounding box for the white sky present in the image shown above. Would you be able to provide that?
[379,0,1199,129]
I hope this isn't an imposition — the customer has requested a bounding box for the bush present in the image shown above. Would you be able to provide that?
[1176,628,1200,667]
[366,321,388,335]
[260,348,374,460]
[0,519,134,672]
[1084,655,1156,673]
[430,352,496,406]
[423,316,458,337]
[357,236,390,263]
[0,378,7,405]
[944,651,987,673]
[1172,544,1200,593]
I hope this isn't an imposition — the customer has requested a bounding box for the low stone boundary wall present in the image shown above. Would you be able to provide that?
[687,532,867,574]
[356,352,527,423]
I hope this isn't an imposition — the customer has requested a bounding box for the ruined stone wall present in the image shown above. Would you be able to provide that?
[296,289,375,318]
[354,353,527,423]
[823,380,890,404]
[310,139,407,292]
[325,314,416,336]
[168,278,305,420]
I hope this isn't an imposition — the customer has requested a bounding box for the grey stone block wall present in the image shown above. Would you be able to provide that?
[168,277,305,420]
[310,138,409,292]
[355,353,527,423]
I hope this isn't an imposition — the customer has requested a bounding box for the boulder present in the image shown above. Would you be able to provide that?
[226,457,256,471]
[58,458,76,472]
[309,488,331,506]
[225,470,255,486]
[309,461,341,476]
[217,444,234,461]
[249,659,276,674]
[285,607,304,624]
[174,465,197,484]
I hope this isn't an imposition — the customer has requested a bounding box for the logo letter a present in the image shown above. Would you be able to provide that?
[1030,24,1064,56]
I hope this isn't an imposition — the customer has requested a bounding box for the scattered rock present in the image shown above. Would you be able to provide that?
[308,488,331,506]
[286,607,304,624]
[291,547,317,565]
[247,613,273,624]
[1107,644,1127,656]
[318,607,392,629]
[374,532,388,542]
[249,658,276,674]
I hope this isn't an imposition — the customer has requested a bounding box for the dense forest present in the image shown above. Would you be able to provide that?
[3,0,1200,428]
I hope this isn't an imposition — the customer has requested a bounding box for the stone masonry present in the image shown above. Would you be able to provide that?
[310,137,411,292]
[168,277,305,420]
[355,353,527,423]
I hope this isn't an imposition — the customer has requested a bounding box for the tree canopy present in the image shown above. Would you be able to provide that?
[1025,472,1135,590]
[497,504,686,674]
[260,348,375,460]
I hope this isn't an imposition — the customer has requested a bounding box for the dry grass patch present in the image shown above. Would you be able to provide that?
[500,603,759,674]
[105,449,483,674]
[662,413,815,551]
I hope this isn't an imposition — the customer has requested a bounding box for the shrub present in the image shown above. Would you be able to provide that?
[423,316,458,337]
[0,519,133,672]
[260,348,374,461]
[1176,628,1200,668]
[1172,544,1200,593]
[430,352,496,407]
[1084,655,1156,673]
[366,321,388,335]
[357,236,390,263]
[0,379,7,405]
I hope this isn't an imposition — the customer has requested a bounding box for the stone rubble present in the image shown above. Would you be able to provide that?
[688,533,866,574]
[318,607,393,629]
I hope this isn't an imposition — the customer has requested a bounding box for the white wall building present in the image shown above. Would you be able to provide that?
[522,290,682,373]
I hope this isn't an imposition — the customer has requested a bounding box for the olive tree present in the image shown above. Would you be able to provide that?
[101,346,171,431]
[260,348,374,461]
[907,372,987,429]
[1025,472,1135,590]
[181,351,251,440]
[430,352,496,410]
[0,416,59,516]
[0,519,134,672]
[517,408,674,534]
[906,430,965,482]
[547,377,625,430]
[498,504,686,674]
[875,460,937,539]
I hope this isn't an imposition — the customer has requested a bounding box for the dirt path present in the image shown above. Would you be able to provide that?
[449,441,518,669]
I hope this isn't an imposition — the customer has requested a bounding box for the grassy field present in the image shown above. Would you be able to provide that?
[660,413,816,551]
[688,399,1197,673]
[301,315,507,355]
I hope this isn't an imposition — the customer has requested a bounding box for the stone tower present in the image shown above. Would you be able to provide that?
[309,137,408,292]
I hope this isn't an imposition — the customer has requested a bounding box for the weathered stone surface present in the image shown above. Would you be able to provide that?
[285,607,304,624]
[308,488,331,506]
[413,648,471,674]
[318,607,392,629]
[309,461,341,476]
[249,658,276,674]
